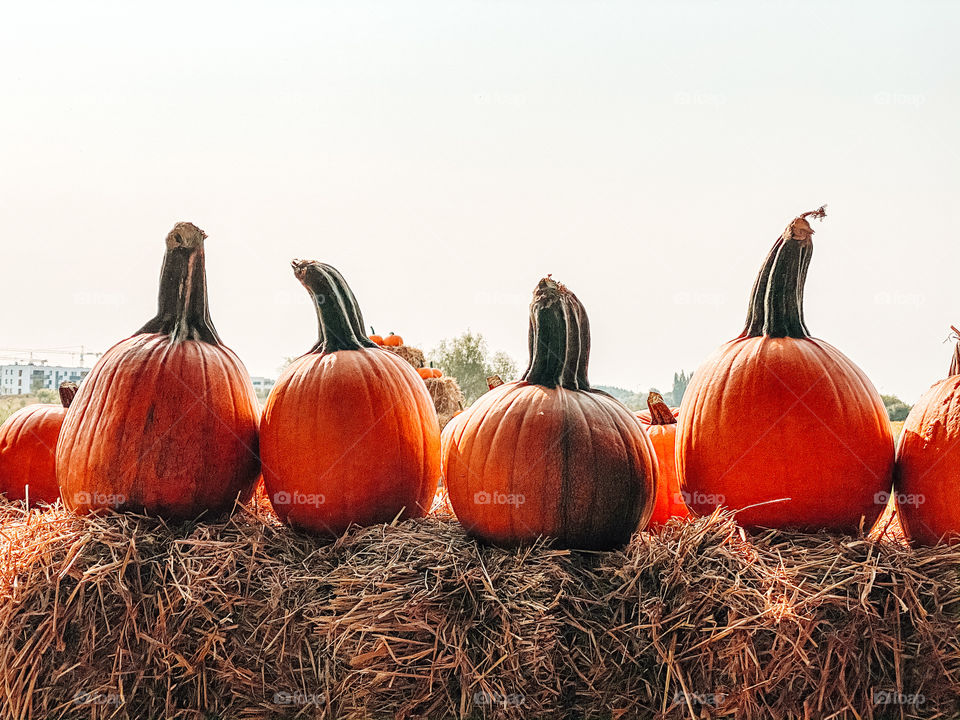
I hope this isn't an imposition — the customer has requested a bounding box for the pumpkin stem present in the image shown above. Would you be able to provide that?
[137,222,222,345]
[292,260,378,354]
[58,381,79,409]
[950,325,960,376]
[561,287,592,390]
[742,206,826,339]
[522,276,592,390]
[522,277,569,388]
[646,391,677,425]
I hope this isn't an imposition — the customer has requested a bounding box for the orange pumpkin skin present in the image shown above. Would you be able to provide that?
[260,261,440,536]
[56,223,261,519]
[678,338,892,531]
[895,345,960,545]
[368,327,384,346]
[442,277,656,550]
[640,393,689,528]
[417,367,434,379]
[676,208,893,533]
[0,384,77,504]
[58,337,260,517]
[383,333,403,347]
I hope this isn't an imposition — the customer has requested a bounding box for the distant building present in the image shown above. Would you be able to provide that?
[0,363,91,396]
[251,377,275,396]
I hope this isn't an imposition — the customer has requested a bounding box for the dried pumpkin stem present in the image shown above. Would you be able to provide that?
[742,206,826,339]
[293,259,378,354]
[646,391,677,425]
[522,277,570,388]
[950,325,960,376]
[58,381,78,409]
[138,222,222,345]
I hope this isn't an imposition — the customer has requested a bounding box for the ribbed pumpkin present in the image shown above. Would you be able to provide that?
[676,208,894,533]
[894,330,960,545]
[0,382,78,504]
[260,260,440,535]
[442,276,656,549]
[57,223,261,518]
[639,392,689,528]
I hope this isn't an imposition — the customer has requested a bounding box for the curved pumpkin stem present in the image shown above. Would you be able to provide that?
[292,260,378,354]
[950,325,960,376]
[646,391,677,425]
[742,206,826,339]
[58,381,79,409]
[137,222,222,345]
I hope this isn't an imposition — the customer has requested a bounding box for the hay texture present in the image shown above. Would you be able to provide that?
[382,344,425,370]
[424,375,464,429]
[0,499,958,719]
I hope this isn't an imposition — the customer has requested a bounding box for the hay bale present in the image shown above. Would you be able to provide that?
[1,500,959,719]
[425,375,464,429]
[382,344,424,369]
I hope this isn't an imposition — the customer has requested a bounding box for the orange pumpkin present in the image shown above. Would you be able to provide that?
[442,277,656,549]
[640,392,689,528]
[895,329,960,545]
[260,260,440,535]
[368,327,384,345]
[676,208,893,533]
[383,332,403,347]
[57,223,261,519]
[0,382,78,504]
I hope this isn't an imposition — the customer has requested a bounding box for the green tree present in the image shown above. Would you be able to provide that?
[429,331,518,404]
[668,370,693,406]
[881,394,912,422]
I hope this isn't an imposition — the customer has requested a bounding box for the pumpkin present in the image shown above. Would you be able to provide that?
[260,260,440,535]
[894,328,960,545]
[442,276,656,549]
[57,223,261,518]
[0,382,78,504]
[640,391,690,528]
[383,332,403,347]
[418,365,442,379]
[368,327,384,346]
[676,208,894,533]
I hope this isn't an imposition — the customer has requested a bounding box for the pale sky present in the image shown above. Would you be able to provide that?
[2,1,958,403]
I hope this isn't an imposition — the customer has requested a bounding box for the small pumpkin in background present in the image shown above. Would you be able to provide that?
[368,327,384,346]
[442,276,656,550]
[638,391,689,528]
[418,365,443,380]
[383,332,403,347]
[57,223,261,519]
[676,207,894,533]
[260,260,440,536]
[895,327,960,545]
[0,382,78,504]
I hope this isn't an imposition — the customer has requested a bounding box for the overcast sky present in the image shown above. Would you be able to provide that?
[2,1,958,402]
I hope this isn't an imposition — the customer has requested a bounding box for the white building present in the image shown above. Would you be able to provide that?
[251,377,275,396]
[0,364,91,396]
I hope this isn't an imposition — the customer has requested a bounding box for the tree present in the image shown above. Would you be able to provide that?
[429,331,518,404]
[881,394,912,422]
[668,370,693,406]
